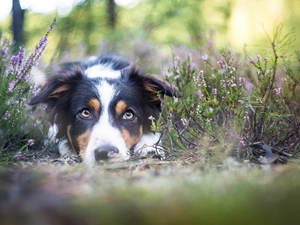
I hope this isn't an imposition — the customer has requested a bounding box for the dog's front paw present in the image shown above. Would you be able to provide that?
[134,135,165,160]
[138,145,165,160]
[133,133,165,159]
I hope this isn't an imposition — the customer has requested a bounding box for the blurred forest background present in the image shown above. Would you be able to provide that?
[0,0,299,72]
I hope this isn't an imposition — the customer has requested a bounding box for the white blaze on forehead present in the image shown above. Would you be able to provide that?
[98,80,116,109]
[85,64,121,79]
[84,81,129,164]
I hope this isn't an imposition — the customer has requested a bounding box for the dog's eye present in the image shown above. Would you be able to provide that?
[123,110,135,120]
[79,109,91,118]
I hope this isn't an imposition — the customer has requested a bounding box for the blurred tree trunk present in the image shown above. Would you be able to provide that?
[107,0,116,29]
[12,0,25,46]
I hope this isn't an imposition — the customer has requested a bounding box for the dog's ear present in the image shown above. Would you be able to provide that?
[29,68,84,125]
[141,74,182,102]
[122,66,182,103]
[29,68,83,105]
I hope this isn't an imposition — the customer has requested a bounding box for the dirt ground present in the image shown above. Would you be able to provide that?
[1,155,300,225]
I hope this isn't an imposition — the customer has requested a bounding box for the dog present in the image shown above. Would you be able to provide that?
[29,54,178,163]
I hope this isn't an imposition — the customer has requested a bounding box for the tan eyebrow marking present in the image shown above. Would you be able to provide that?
[115,100,128,117]
[87,98,101,112]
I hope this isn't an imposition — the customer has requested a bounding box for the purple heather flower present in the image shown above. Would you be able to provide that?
[238,77,244,84]
[206,118,212,123]
[4,111,11,120]
[12,100,19,106]
[148,115,155,121]
[194,75,199,85]
[173,98,178,103]
[248,57,254,64]
[213,88,217,95]
[217,60,223,68]
[274,87,281,95]
[197,70,207,87]
[6,64,14,74]
[11,47,26,66]
[31,85,41,96]
[6,47,26,76]
[23,56,33,71]
[24,73,30,82]
[164,71,172,77]
[13,152,24,160]
[8,80,17,92]
[28,139,35,146]
[11,55,20,65]
[181,118,188,127]
[197,90,204,99]
[174,56,180,64]
[0,39,11,55]
[257,54,261,61]
[38,36,48,49]
[33,48,46,66]
[199,70,204,80]
[202,54,208,62]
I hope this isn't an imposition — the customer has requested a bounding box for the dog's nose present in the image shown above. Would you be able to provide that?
[94,145,119,161]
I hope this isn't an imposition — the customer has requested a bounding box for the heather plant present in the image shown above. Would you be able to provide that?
[158,24,299,163]
[0,19,56,152]
[160,51,247,163]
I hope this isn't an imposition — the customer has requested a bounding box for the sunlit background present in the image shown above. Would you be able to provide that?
[0,0,299,64]
[0,0,140,18]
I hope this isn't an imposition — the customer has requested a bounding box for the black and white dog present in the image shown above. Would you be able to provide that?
[30,54,178,163]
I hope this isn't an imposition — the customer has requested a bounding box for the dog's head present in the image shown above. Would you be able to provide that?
[30,55,178,163]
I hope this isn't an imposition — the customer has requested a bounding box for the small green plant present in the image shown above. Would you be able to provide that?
[244,24,300,159]
[0,19,56,153]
